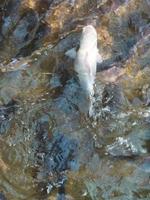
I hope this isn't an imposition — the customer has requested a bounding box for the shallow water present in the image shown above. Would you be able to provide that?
[0,0,150,200]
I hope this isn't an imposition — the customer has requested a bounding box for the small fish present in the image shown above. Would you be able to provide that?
[66,25,102,116]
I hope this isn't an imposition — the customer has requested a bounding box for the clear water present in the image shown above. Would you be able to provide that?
[0,0,150,199]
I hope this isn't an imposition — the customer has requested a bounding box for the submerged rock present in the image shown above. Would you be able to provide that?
[0,192,7,200]
[101,83,128,112]
[106,137,138,157]
[140,157,150,173]
[97,66,125,83]
[44,132,78,187]
[47,134,78,173]
[0,100,18,135]
[12,10,39,49]
[36,116,79,193]
[0,0,150,199]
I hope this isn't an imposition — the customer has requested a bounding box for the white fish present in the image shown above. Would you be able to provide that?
[66,25,102,116]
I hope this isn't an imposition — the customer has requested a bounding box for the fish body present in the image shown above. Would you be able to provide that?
[66,25,102,116]
[75,25,101,98]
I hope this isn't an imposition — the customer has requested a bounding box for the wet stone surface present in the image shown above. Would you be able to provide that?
[44,133,78,190]
[0,100,18,135]
[0,192,7,200]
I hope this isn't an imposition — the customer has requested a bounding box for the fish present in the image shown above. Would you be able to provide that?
[66,25,102,116]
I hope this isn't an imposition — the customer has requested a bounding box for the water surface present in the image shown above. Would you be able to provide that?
[0,0,150,199]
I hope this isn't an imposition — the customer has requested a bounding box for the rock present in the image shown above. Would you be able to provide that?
[106,137,139,157]
[12,10,39,49]
[140,157,150,173]
[101,83,128,112]
[0,192,7,200]
[106,128,150,157]
[0,100,18,135]
[53,32,80,53]
[142,84,150,106]
[36,117,79,191]
[97,66,125,83]
[44,132,78,179]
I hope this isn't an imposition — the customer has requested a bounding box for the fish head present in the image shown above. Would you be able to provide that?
[80,25,97,49]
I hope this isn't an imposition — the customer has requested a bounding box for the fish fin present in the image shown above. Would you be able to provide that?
[96,51,103,63]
[65,48,77,59]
